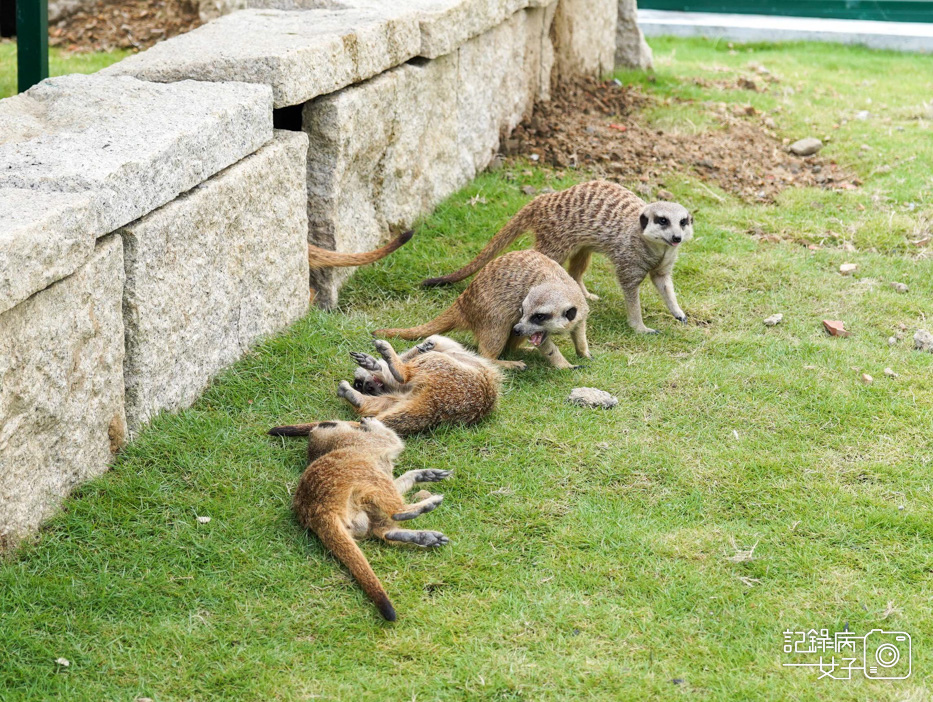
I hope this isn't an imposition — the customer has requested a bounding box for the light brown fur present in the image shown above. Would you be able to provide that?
[422,181,694,334]
[307,230,413,270]
[335,336,502,435]
[269,418,452,621]
[375,250,590,369]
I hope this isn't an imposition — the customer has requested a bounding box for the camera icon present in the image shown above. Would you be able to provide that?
[863,630,911,679]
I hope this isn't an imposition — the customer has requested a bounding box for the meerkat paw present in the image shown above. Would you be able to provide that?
[585,291,600,301]
[496,360,527,370]
[415,339,436,354]
[372,339,394,358]
[385,530,449,548]
[349,351,381,371]
[392,494,443,521]
[674,313,688,324]
[414,531,449,548]
[337,380,362,406]
[416,469,453,483]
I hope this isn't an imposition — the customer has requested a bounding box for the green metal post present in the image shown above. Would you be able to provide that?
[16,0,49,93]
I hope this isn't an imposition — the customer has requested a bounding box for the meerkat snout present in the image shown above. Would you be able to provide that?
[639,202,693,249]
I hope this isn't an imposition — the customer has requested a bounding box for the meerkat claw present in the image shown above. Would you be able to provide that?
[415,340,436,354]
[418,469,453,482]
[349,351,381,371]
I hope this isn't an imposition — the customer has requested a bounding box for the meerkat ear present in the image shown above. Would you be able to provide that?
[639,212,649,230]
[565,307,577,321]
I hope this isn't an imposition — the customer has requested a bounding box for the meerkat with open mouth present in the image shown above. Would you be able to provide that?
[374,250,590,370]
[422,180,694,334]
[268,418,451,621]
[330,335,502,435]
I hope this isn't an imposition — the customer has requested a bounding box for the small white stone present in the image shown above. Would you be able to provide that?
[763,313,783,327]
[914,330,933,353]
[839,263,858,276]
[888,336,898,346]
[196,516,211,524]
[891,282,909,294]
[568,387,618,409]
[884,368,898,378]
[55,658,70,667]
[860,373,873,385]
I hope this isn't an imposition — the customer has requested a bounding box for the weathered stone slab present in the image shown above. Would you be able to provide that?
[616,0,653,69]
[0,75,272,237]
[458,6,552,177]
[551,0,617,79]
[0,188,102,315]
[0,235,126,547]
[120,132,310,433]
[102,8,422,108]
[340,0,530,59]
[303,53,463,308]
[303,5,553,307]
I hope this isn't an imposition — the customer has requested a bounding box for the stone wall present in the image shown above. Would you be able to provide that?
[0,0,642,546]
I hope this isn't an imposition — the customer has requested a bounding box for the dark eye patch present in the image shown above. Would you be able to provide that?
[530,313,550,324]
[565,306,577,321]
[655,216,670,227]
[680,218,689,228]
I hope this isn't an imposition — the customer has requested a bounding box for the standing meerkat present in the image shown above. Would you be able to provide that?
[333,335,502,435]
[374,250,590,370]
[422,181,694,334]
[268,418,452,621]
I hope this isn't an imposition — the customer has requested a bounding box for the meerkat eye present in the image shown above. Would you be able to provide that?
[656,216,669,227]
[530,313,549,324]
[680,218,689,228]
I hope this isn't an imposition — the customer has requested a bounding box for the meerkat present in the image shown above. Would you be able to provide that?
[374,250,590,370]
[422,181,693,334]
[330,335,502,435]
[268,418,452,621]
[307,230,413,270]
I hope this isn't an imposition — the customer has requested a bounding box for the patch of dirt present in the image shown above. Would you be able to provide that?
[49,0,201,53]
[507,77,858,202]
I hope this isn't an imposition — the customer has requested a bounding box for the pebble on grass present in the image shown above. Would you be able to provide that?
[568,387,618,409]
[763,313,783,327]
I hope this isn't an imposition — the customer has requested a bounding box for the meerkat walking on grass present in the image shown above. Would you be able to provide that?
[268,418,451,621]
[374,250,590,370]
[422,181,693,334]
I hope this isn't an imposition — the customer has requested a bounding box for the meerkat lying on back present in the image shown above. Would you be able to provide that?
[268,418,451,621]
[422,181,693,334]
[334,335,502,435]
[375,250,590,370]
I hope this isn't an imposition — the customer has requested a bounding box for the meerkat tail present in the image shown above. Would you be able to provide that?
[421,209,532,286]
[373,306,463,340]
[316,516,396,621]
[308,230,413,269]
[268,424,316,437]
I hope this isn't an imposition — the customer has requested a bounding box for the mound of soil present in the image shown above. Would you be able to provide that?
[508,77,858,202]
[49,0,201,52]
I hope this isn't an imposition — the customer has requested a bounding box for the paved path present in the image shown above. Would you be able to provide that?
[639,10,933,53]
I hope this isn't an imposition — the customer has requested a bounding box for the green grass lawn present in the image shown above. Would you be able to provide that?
[0,40,128,98]
[2,38,932,700]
